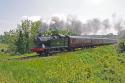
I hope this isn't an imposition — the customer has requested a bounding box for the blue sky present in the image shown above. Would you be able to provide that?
[0,0,125,34]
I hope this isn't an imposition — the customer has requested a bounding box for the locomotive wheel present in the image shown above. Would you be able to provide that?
[68,48,74,51]
[44,49,49,56]
[39,52,44,56]
[60,48,64,52]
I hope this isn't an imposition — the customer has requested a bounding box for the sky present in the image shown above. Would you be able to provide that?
[0,0,125,34]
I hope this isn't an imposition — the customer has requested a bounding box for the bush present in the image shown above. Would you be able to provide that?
[0,43,8,53]
[117,39,125,53]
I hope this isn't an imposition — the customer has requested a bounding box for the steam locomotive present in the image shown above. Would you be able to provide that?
[31,35,117,55]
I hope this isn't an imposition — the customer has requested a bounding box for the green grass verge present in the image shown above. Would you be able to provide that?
[0,45,125,83]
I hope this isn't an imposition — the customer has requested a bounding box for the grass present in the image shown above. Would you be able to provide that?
[0,45,125,83]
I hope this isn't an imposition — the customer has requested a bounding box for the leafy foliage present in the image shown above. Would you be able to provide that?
[1,20,42,54]
[2,30,17,53]
[0,43,8,53]
[117,39,125,53]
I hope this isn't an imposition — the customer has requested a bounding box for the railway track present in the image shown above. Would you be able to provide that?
[0,55,39,62]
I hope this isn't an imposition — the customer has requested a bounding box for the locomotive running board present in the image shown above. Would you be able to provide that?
[49,51,61,53]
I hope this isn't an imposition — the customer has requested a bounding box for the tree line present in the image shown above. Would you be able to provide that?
[1,20,42,54]
[1,15,125,54]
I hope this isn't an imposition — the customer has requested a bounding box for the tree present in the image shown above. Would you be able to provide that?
[30,21,42,47]
[117,39,125,53]
[16,20,41,54]
[16,31,25,54]
[2,30,17,53]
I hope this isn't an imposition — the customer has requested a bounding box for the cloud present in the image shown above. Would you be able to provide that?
[21,16,41,22]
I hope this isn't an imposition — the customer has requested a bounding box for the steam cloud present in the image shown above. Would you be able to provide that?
[40,15,125,35]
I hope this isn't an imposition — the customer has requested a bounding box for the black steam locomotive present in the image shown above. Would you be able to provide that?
[31,35,117,55]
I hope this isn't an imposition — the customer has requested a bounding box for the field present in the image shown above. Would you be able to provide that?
[0,45,125,83]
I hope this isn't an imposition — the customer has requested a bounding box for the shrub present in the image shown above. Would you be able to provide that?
[117,39,125,53]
